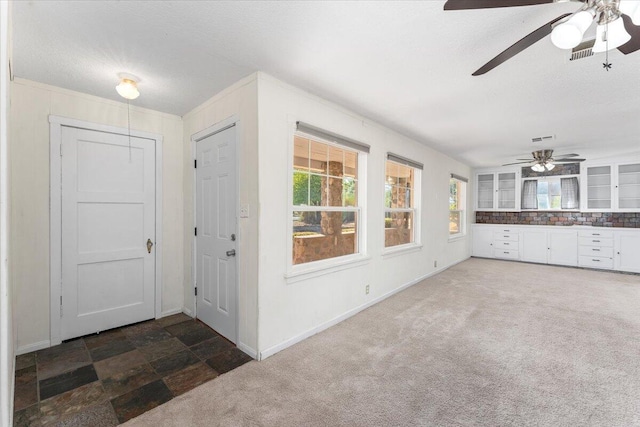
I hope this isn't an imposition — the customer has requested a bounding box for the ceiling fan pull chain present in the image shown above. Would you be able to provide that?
[604,20,612,71]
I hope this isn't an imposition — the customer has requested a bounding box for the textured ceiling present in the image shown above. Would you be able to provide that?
[12,1,640,167]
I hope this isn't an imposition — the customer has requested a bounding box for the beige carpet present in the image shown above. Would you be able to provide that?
[124,258,640,426]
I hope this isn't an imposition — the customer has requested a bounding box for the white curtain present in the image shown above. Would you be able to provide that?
[561,177,579,209]
[522,180,538,209]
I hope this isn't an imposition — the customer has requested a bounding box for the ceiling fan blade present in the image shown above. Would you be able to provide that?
[502,161,534,165]
[554,158,585,162]
[444,0,553,10]
[552,153,580,157]
[472,13,571,76]
[618,14,640,55]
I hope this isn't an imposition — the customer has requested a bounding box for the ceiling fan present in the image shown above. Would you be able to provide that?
[444,0,640,75]
[503,149,585,171]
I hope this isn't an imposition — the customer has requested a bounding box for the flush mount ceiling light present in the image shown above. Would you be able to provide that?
[116,77,140,100]
[443,0,640,76]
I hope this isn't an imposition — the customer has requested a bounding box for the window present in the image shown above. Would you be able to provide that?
[449,175,467,237]
[522,176,579,210]
[384,155,421,248]
[292,124,367,266]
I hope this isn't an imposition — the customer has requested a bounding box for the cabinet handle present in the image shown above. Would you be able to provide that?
[592,248,600,252]
[504,242,510,245]
[503,230,510,232]
[504,252,509,254]
[592,240,600,243]
[592,233,600,236]
[592,259,600,262]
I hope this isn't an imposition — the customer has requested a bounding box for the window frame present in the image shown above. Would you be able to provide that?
[382,159,422,253]
[449,177,467,240]
[521,174,580,212]
[286,126,369,279]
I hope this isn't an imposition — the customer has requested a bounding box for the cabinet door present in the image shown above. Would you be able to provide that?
[497,172,517,210]
[617,163,640,210]
[521,230,548,264]
[585,165,612,210]
[548,230,578,267]
[615,233,640,273]
[477,173,495,210]
[472,226,494,258]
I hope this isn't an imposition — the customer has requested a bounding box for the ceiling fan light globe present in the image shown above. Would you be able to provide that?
[619,0,640,25]
[551,12,593,49]
[592,17,632,53]
[545,162,555,171]
[531,164,545,172]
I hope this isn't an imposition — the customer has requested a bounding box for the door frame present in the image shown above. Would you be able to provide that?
[190,115,240,344]
[49,115,164,346]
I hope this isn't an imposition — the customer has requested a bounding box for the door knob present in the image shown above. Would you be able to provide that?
[226,249,236,257]
[147,239,154,254]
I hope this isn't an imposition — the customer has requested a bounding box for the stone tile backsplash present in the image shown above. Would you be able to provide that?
[475,211,640,228]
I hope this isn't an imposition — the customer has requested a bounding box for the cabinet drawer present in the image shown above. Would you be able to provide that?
[578,246,614,257]
[579,256,613,269]
[493,232,519,242]
[578,237,613,247]
[494,240,517,249]
[578,230,613,239]
[494,249,519,260]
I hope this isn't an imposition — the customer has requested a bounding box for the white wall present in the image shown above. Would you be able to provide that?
[182,73,259,357]
[256,73,472,357]
[10,78,184,353]
[0,0,14,424]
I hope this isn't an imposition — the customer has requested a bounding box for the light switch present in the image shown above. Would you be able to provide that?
[240,205,249,218]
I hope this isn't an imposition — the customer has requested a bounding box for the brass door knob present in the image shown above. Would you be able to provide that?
[147,239,154,254]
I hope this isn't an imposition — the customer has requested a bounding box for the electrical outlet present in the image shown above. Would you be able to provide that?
[365,284,370,295]
[434,260,438,268]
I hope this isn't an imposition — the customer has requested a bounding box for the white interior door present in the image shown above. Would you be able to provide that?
[196,125,237,343]
[61,127,156,340]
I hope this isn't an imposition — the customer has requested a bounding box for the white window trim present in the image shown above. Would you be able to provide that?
[382,162,421,253]
[521,174,581,212]
[286,121,368,280]
[449,177,467,240]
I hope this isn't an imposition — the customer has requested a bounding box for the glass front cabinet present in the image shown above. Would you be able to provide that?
[475,170,519,211]
[582,162,640,212]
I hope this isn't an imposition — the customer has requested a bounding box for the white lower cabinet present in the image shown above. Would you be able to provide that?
[472,224,639,273]
[615,232,640,273]
[520,228,578,266]
[521,230,548,264]
[548,230,578,266]
[578,230,614,270]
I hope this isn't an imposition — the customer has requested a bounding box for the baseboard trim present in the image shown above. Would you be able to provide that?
[259,257,468,360]
[182,308,194,317]
[237,342,258,359]
[16,340,51,356]
[160,308,183,318]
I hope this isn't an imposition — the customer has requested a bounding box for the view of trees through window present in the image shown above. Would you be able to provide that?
[292,135,359,265]
[449,178,465,236]
[384,161,416,248]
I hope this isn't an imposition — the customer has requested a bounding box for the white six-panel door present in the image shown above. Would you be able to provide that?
[61,127,156,340]
[196,125,237,343]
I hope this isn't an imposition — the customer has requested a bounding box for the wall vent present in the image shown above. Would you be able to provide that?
[531,135,555,143]
[570,39,595,61]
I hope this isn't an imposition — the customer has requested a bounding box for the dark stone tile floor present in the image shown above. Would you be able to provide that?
[13,314,253,426]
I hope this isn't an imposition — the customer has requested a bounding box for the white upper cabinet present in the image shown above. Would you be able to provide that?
[582,161,640,212]
[475,170,519,211]
[617,163,640,210]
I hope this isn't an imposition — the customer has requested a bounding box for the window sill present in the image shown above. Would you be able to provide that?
[448,234,467,242]
[285,254,371,284]
[381,243,423,259]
